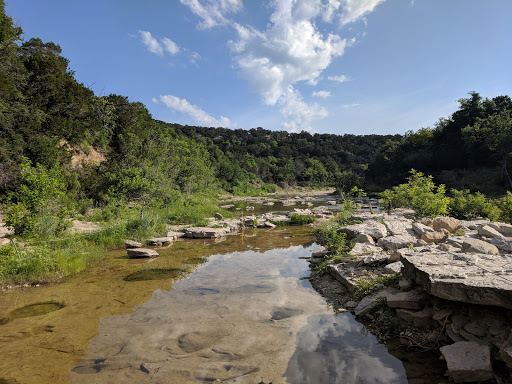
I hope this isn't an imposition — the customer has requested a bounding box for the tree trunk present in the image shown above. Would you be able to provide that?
[502,157,512,189]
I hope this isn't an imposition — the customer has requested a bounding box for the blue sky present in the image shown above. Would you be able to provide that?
[6,0,512,135]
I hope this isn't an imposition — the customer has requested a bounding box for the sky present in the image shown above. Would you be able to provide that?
[6,0,512,135]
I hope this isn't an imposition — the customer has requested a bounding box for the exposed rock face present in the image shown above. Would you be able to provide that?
[396,307,435,329]
[183,227,229,238]
[337,220,388,240]
[350,242,381,255]
[377,234,416,250]
[127,248,159,258]
[401,252,512,308]
[384,261,403,274]
[433,217,461,233]
[439,342,494,383]
[461,238,499,255]
[311,246,329,258]
[491,237,512,252]
[386,289,430,310]
[353,234,374,244]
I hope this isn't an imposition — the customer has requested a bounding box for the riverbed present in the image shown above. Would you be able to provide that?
[1,226,443,383]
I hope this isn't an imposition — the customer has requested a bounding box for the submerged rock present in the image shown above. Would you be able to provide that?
[440,341,493,383]
[127,248,159,258]
[147,237,173,246]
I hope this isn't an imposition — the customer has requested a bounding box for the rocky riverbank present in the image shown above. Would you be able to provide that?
[309,209,512,383]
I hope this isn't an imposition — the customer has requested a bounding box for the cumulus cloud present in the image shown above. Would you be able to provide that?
[312,90,331,98]
[159,94,234,128]
[179,0,243,29]
[328,74,350,82]
[139,30,180,56]
[338,0,386,26]
[279,86,328,132]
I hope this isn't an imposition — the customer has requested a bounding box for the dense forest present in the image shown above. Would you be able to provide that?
[1,0,511,237]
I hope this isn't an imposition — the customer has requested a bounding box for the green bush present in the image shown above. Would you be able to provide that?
[380,170,449,217]
[290,213,316,225]
[448,189,500,220]
[317,223,347,255]
[499,192,512,223]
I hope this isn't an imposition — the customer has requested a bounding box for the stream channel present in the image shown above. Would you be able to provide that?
[1,215,445,383]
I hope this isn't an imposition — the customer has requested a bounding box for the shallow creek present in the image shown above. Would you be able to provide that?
[1,227,441,383]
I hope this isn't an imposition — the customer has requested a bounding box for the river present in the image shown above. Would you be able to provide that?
[0,225,444,383]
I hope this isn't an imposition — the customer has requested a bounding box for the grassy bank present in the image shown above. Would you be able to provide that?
[0,200,234,287]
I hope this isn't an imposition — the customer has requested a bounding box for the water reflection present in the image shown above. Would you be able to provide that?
[286,314,408,384]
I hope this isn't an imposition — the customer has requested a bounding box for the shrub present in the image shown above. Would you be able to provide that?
[448,189,500,220]
[499,191,512,223]
[380,170,449,217]
[317,223,347,255]
[290,213,316,225]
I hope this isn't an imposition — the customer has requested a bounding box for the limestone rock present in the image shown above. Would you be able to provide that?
[461,238,499,255]
[386,289,430,310]
[125,240,142,248]
[127,248,159,258]
[489,222,512,237]
[362,252,389,266]
[329,265,358,292]
[263,221,276,229]
[421,229,449,243]
[147,237,172,246]
[401,251,512,308]
[439,341,493,383]
[396,307,435,329]
[412,222,434,237]
[183,227,229,238]
[384,261,403,274]
[378,234,416,250]
[167,231,185,240]
[311,246,329,258]
[383,220,411,236]
[353,234,374,244]
[433,217,461,233]
[220,204,234,209]
[337,220,388,240]
[491,237,512,252]
[354,288,398,316]
[477,224,503,239]
[0,238,9,247]
[350,242,381,256]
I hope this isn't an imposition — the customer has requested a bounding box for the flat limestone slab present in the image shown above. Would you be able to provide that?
[183,227,229,238]
[440,341,493,383]
[127,248,159,258]
[401,251,512,308]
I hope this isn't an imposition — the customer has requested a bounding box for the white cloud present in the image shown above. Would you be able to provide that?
[339,0,386,26]
[312,90,331,98]
[179,0,243,29]
[162,37,180,55]
[279,86,328,132]
[139,30,164,56]
[159,94,234,128]
[139,31,180,56]
[341,103,360,108]
[328,74,350,82]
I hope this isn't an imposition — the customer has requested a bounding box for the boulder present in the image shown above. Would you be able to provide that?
[386,289,430,310]
[412,222,434,237]
[125,240,142,248]
[384,261,403,274]
[477,225,503,238]
[220,204,234,209]
[350,242,381,256]
[127,248,159,258]
[421,229,449,243]
[377,234,416,250]
[401,251,512,308]
[337,220,388,240]
[439,342,493,383]
[396,307,435,329]
[183,227,229,239]
[214,212,223,220]
[263,221,276,229]
[147,237,172,246]
[354,288,398,316]
[353,234,375,244]
[461,238,499,255]
[311,246,329,258]
[383,220,411,236]
[167,231,185,239]
[489,222,512,237]
[362,252,389,266]
[433,217,461,233]
[491,237,512,252]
